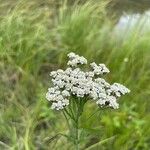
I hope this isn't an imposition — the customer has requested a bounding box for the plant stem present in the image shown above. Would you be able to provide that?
[75,98,81,150]
[62,98,85,150]
[75,108,79,150]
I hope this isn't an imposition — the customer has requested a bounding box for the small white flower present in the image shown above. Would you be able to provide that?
[62,90,70,97]
[67,52,76,59]
[107,96,119,109]
[90,91,98,100]
[67,52,87,67]
[76,88,85,97]
[99,64,110,74]
[90,62,110,75]
[50,71,57,78]
[85,71,94,78]
[65,67,72,75]
[110,83,130,97]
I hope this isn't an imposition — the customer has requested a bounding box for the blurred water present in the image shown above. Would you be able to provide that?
[110,1,150,36]
[109,0,150,27]
[116,11,150,30]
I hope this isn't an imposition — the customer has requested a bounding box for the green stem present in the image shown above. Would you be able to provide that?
[75,101,79,150]
[75,121,79,150]
[62,98,86,150]
[62,110,71,132]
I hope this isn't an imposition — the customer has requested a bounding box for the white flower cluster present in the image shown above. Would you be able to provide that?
[90,62,110,75]
[46,52,130,110]
[67,52,87,67]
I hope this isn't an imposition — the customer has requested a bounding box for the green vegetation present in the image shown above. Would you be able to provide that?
[0,0,150,149]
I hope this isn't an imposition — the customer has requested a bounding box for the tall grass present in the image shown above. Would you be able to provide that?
[0,1,54,149]
[0,0,150,149]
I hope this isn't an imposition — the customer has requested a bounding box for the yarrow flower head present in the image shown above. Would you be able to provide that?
[46,52,130,110]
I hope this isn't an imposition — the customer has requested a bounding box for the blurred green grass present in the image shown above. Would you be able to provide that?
[0,0,150,149]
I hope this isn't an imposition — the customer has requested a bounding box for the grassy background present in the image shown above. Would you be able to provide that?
[0,0,150,149]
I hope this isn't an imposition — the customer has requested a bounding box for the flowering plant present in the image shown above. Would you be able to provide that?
[46,52,130,149]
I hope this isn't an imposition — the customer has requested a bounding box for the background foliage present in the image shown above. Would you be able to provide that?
[0,0,150,149]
